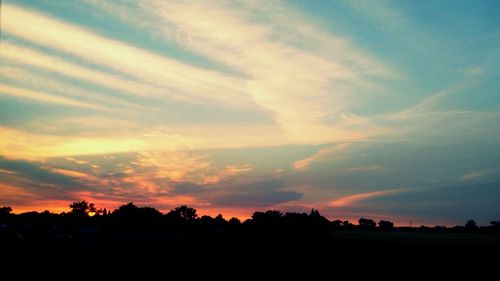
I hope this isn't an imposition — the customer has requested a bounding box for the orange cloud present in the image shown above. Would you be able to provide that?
[51,168,89,178]
[203,165,253,184]
[0,182,69,213]
[65,157,88,165]
[50,167,109,188]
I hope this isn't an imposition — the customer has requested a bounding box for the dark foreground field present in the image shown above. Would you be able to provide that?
[3,229,499,274]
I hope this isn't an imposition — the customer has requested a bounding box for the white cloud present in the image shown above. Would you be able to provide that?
[2,4,254,108]
[137,0,393,143]
[0,65,140,110]
[1,42,192,103]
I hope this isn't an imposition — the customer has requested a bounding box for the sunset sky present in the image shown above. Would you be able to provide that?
[1,0,499,225]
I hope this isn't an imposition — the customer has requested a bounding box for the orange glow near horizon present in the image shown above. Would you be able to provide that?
[3,199,461,226]
[5,201,254,221]
[8,202,72,214]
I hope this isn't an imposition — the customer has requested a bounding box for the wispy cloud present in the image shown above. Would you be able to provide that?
[347,165,385,173]
[0,84,107,111]
[0,65,140,111]
[130,0,392,143]
[458,169,497,182]
[330,189,404,207]
[2,4,253,108]
[463,66,484,75]
[0,2,395,159]
[293,143,350,170]
[387,87,465,121]
[50,168,89,179]
[0,126,147,159]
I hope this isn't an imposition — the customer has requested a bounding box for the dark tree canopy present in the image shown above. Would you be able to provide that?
[69,201,96,216]
[465,220,477,229]
[167,205,198,221]
[228,217,241,225]
[491,221,500,227]
[378,220,395,230]
[0,206,12,216]
[359,218,376,229]
[251,210,283,225]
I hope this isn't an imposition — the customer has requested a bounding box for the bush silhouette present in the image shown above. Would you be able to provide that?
[378,220,395,230]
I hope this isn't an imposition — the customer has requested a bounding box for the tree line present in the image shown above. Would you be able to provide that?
[1,201,499,244]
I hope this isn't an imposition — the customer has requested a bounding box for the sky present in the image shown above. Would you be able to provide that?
[0,0,499,226]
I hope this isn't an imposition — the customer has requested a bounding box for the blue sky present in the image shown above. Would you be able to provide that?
[0,0,499,225]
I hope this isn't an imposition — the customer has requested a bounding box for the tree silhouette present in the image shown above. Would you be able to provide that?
[173,205,197,221]
[69,201,96,216]
[112,202,161,221]
[164,205,198,226]
[331,220,342,229]
[0,206,12,216]
[228,217,241,225]
[308,209,330,225]
[214,214,226,225]
[310,209,320,217]
[359,218,376,229]
[465,220,477,230]
[112,202,162,227]
[0,206,12,223]
[251,210,282,225]
[2,200,499,252]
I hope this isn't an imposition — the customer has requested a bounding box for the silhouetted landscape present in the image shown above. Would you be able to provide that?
[1,202,499,270]
[2,1,499,275]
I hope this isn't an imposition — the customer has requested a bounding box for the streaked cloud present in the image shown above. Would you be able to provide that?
[0,84,108,111]
[459,170,490,182]
[347,165,385,173]
[0,65,139,111]
[294,143,350,170]
[330,189,404,207]
[50,168,89,179]
[0,126,147,159]
[1,42,171,101]
[2,4,252,108]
